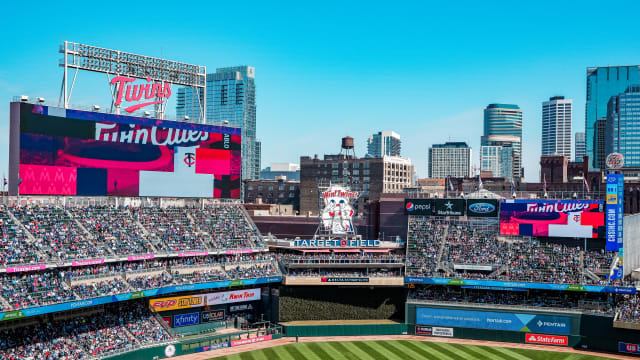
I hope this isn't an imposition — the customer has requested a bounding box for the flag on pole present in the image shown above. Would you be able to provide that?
[583,175,590,193]
[478,174,483,191]
[543,173,547,194]
[448,177,454,192]
[510,178,516,197]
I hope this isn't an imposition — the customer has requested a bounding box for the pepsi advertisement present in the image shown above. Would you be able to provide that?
[500,199,605,239]
[466,199,499,218]
[9,102,241,198]
[416,307,571,335]
[405,199,434,215]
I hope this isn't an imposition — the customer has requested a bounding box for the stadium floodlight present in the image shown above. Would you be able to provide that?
[93,105,101,111]
[59,41,207,122]
[37,97,45,103]
[20,95,29,102]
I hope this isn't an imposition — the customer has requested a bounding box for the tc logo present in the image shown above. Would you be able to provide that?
[184,152,196,167]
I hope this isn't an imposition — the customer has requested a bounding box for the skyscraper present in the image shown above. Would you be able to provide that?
[176,66,260,180]
[366,131,401,157]
[482,104,523,180]
[606,85,640,167]
[585,66,640,169]
[574,132,586,162]
[595,118,607,170]
[480,136,515,178]
[428,142,472,178]
[541,96,572,157]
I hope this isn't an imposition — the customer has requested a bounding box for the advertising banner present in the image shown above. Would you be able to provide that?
[201,310,226,323]
[432,327,454,337]
[320,277,369,283]
[466,199,499,218]
[230,335,272,347]
[606,174,624,251]
[202,288,261,306]
[405,277,636,294]
[434,199,466,216]
[416,326,432,335]
[11,103,241,198]
[150,294,204,312]
[525,334,568,346]
[416,308,571,335]
[195,342,230,353]
[499,199,604,238]
[405,199,434,215]
[619,342,640,354]
[230,304,254,313]
[292,239,380,248]
[151,288,260,312]
[173,312,200,327]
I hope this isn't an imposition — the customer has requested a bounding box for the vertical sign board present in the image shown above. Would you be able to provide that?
[606,174,624,251]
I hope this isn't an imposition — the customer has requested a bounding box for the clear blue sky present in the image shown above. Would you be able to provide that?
[2,0,640,181]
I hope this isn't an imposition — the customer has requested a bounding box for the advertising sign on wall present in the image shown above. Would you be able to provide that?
[173,312,200,327]
[10,102,241,198]
[606,174,624,251]
[466,199,499,218]
[499,199,604,238]
[619,342,640,354]
[320,185,358,235]
[434,199,466,216]
[525,334,568,346]
[201,310,226,323]
[416,307,571,335]
[151,288,260,312]
[405,199,434,215]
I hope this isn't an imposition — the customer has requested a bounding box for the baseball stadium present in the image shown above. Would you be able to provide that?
[1,42,640,360]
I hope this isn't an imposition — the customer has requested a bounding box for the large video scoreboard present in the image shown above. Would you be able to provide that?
[9,102,241,198]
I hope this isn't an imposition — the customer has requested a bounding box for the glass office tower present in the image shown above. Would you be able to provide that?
[606,85,640,167]
[483,104,523,180]
[585,66,640,169]
[541,96,572,157]
[176,66,261,180]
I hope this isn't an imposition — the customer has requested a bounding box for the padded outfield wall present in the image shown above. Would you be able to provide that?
[406,302,583,346]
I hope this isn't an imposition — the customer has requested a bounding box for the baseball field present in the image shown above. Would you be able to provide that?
[211,340,616,360]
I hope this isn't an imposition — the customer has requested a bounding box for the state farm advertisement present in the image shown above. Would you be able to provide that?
[525,334,568,346]
[150,288,260,312]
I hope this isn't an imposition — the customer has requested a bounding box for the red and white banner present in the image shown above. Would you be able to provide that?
[231,335,272,347]
[525,334,568,346]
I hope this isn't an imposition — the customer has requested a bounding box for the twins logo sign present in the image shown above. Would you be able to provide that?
[184,152,196,167]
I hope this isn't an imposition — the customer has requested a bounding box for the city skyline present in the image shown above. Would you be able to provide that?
[2,1,640,181]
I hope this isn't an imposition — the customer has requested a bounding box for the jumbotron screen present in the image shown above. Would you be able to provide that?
[499,199,605,239]
[9,102,241,198]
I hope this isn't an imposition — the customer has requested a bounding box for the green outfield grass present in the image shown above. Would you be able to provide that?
[213,340,616,360]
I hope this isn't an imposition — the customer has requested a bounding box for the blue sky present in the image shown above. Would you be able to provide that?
[2,1,640,181]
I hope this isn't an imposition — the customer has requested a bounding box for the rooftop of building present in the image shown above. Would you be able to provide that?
[486,103,521,110]
[431,141,470,149]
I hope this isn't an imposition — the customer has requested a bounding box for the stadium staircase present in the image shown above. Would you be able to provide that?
[435,225,449,272]
[134,219,161,252]
[584,269,603,283]
[489,263,509,278]
[0,294,12,310]
[5,210,37,242]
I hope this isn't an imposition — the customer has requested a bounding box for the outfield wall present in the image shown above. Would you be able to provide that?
[283,323,407,337]
[406,303,583,347]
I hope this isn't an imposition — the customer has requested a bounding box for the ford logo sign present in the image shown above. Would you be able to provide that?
[469,202,495,213]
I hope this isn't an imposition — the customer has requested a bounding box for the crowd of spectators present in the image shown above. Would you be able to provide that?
[0,204,264,265]
[279,253,404,265]
[76,206,152,255]
[617,296,640,322]
[225,262,279,279]
[0,206,46,266]
[406,217,620,286]
[1,272,76,311]
[408,286,613,314]
[0,301,173,359]
[72,278,131,299]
